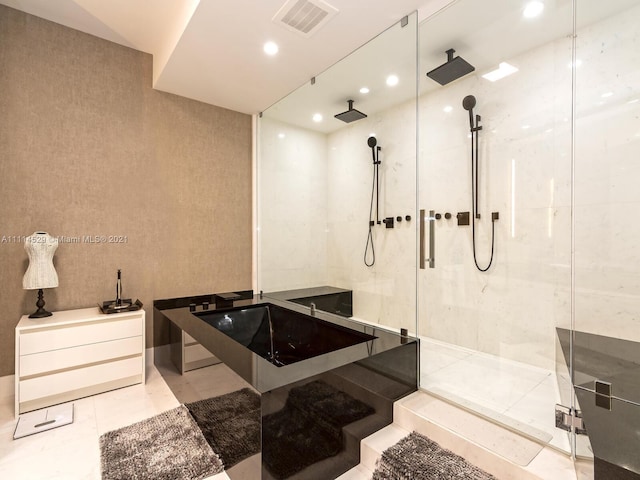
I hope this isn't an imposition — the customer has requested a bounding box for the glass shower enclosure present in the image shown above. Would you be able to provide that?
[257,12,419,338]
[417,0,575,456]
[257,0,640,476]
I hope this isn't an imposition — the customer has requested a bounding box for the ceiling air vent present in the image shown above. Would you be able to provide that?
[273,0,338,37]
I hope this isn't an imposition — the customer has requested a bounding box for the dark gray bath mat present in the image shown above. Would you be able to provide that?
[372,431,496,480]
[186,387,261,469]
[263,380,374,479]
[99,405,223,480]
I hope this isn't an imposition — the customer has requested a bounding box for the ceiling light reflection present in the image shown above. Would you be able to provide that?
[523,1,544,19]
[482,62,518,82]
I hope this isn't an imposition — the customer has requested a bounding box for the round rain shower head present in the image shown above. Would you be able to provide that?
[462,95,476,111]
[367,136,377,148]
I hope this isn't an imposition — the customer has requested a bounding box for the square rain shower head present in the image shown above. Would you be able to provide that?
[427,49,475,86]
[334,100,367,123]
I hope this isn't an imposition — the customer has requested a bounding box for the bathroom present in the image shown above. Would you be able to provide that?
[258,0,640,477]
[0,0,639,478]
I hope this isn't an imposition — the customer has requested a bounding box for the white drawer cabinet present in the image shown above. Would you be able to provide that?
[15,307,145,416]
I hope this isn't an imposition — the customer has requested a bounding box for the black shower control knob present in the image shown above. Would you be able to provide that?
[435,213,442,220]
[396,216,402,222]
[445,212,452,219]
[405,215,411,221]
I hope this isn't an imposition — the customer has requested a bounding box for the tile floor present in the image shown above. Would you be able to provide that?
[419,337,586,454]
[0,356,245,480]
[0,342,591,479]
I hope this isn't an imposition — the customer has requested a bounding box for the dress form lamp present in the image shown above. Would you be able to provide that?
[23,232,59,318]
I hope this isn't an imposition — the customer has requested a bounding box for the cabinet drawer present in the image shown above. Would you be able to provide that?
[20,336,142,378]
[20,317,143,355]
[20,356,142,403]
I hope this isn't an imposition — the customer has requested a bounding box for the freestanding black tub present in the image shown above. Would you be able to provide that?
[195,303,376,367]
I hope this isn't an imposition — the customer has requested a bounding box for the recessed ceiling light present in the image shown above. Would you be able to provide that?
[278,133,285,139]
[628,99,639,104]
[522,125,531,129]
[263,41,279,56]
[523,1,544,18]
[360,87,370,94]
[386,75,399,87]
[312,113,323,122]
[601,91,613,98]
[443,105,453,113]
[482,62,518,82]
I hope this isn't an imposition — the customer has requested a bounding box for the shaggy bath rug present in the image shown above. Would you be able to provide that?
[186,388,261,469]
[372,431,496,480]
[263,380,374,479]
[99,405,223,480]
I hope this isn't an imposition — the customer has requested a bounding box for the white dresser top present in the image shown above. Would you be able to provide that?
[17,307,144,331]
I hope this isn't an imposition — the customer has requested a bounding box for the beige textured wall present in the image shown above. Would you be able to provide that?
[0,6,253,376]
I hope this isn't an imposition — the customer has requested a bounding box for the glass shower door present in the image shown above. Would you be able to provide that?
[258,13,419,341]
[417,0,574,454]
[572,0,640,475]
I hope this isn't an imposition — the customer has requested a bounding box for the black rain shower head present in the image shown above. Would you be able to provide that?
[427,49,475,86]
[335,100,368,123]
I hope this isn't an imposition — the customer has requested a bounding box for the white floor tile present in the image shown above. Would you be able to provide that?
[420,336,575,454]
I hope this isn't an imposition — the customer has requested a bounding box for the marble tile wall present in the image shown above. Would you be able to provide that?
[573,2,640,343]
[258,2,640,372]
[418,30,574,371]
[326,100,417,331]
[258,118,329,292]
[258,105,418,333]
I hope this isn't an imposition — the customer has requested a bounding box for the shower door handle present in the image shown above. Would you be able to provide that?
[419,209,435,269]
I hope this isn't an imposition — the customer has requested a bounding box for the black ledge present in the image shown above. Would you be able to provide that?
[153,290,254,311]
[157,295,416,393]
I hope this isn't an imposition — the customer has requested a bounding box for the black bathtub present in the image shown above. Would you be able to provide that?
[195,303,376,367]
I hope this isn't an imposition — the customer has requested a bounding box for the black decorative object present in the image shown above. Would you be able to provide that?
[99,269,142,314]
[29,288,52,318]
[99,299,143,314]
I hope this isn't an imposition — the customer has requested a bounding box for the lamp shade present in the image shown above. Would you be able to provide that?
[23,232,59,290]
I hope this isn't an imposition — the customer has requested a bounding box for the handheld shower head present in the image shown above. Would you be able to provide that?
[462,95,476,130]
[367,136,378,164]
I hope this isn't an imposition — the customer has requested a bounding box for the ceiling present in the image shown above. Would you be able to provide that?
[263,0,639,133]
[0,0,444,114]
[3,0,634,122]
